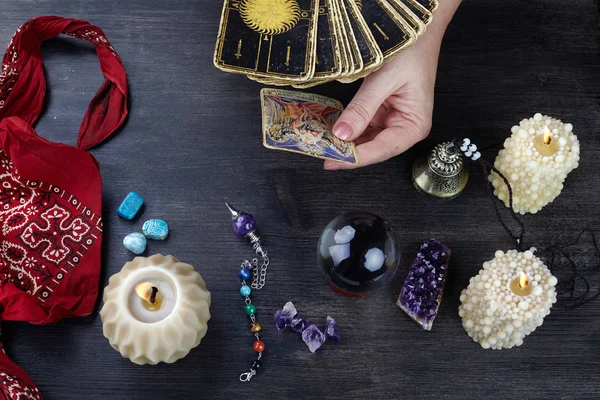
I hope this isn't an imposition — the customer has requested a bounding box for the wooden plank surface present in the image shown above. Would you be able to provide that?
[0,0,599,399]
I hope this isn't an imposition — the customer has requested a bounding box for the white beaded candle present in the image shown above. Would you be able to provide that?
[459,250,557,349]
[490,114,580,214]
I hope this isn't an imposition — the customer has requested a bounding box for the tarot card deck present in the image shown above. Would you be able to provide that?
[260,89,359,164]
[214,0,437,86]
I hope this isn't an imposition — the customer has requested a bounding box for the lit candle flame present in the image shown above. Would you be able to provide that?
[519,272,529,289]
[543,127,552,145]
[135,282,158,305]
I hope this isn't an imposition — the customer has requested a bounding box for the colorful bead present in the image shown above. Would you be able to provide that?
[233,212,257,236]
[245,304,256,316]
[240,285,251,296]
[238,268,251,280]
[250,322,262,333]
[251,359,262,371]
[253,340,265,352]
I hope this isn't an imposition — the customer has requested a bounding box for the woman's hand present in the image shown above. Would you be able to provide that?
[324,0,461,170]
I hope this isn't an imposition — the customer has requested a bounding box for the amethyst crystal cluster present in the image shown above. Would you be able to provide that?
[397,239,451,331]
[274,302,341,353]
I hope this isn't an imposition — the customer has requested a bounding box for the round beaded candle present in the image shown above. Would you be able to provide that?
[459,250,557,350]
[100,254,211,365]
[490,113,580,214]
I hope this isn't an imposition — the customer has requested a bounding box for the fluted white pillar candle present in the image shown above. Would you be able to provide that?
[490,114,580,214]
[100,254,211,365]
[459,250,557,350]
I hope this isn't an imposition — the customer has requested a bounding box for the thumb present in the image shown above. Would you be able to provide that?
[333,77,392,141]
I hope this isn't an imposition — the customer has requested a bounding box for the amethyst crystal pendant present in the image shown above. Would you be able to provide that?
[397,239,451,331]
[226,203,258,237]
[318,212,400,296]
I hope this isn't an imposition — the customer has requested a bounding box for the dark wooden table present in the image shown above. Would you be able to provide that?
[1,1,599,399]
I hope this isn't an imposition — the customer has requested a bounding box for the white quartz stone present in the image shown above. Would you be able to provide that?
[334,225,356,244]
[328,244,350,266]
[364,248,385,272]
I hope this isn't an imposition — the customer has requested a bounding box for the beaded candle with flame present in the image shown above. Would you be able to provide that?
[459,250,557,350]
[490,114,580,214]
[100,254,211,365]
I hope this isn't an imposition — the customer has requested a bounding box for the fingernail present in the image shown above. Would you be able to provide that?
[333,121,352,140]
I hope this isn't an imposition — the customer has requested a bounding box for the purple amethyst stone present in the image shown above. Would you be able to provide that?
[290,316,310,335]
[302,324,326,353]
[274,301,297,331]
[396,239,451,331]
[232,213,257,236]
[324,316,341,343]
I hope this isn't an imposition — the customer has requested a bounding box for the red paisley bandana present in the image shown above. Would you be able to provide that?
[0,16,128,399]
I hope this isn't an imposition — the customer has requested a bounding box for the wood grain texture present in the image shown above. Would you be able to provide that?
[1,0,600,399]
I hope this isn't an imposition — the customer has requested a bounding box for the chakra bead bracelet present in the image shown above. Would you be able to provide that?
[226,203,270,382]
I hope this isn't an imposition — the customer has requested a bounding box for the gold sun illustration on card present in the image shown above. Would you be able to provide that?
[239,0,301,35]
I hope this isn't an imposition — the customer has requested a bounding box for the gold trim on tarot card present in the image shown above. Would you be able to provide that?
[427,0,438,13]
[387,0,426,36]
[293,0,353,88]
[213,0,319,82]
[292,0,356,89]
[331,0,354,78]
[260,88,360,165]
[311,0,343,80]
[337,0,364,76]
[332,0,352,78]
[375,0,417,62]
[251,0,342,87]
[404,0,433,25]
[337,0,384,83]
[247,74,296,86]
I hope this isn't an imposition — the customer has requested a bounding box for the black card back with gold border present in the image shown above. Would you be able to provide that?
[312,0,342,80]
[387,0,426,36]
[413,0,438,13]
[340,0,383,81]
[214,0,319,81]
[358,0,415,59]
[398,0,433,25]
[337,0,363,74]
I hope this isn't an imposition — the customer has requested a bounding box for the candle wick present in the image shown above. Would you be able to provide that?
[149,286,158,304]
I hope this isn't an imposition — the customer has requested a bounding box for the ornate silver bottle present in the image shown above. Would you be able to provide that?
[412,141,468,199]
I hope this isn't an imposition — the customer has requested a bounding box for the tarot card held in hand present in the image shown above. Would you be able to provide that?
[260,89,359,164]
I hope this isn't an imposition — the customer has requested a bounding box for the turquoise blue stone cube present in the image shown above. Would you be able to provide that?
[142,219,169,240]
[117,192,144,220]
[123,232,147,254]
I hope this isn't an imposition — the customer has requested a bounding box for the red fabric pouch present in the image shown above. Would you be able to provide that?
[0,16,128,399]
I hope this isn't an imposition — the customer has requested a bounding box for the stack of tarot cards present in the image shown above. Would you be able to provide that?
[213,0,438,88]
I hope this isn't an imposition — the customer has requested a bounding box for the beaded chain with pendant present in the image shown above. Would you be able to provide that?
[226,203,270,382]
